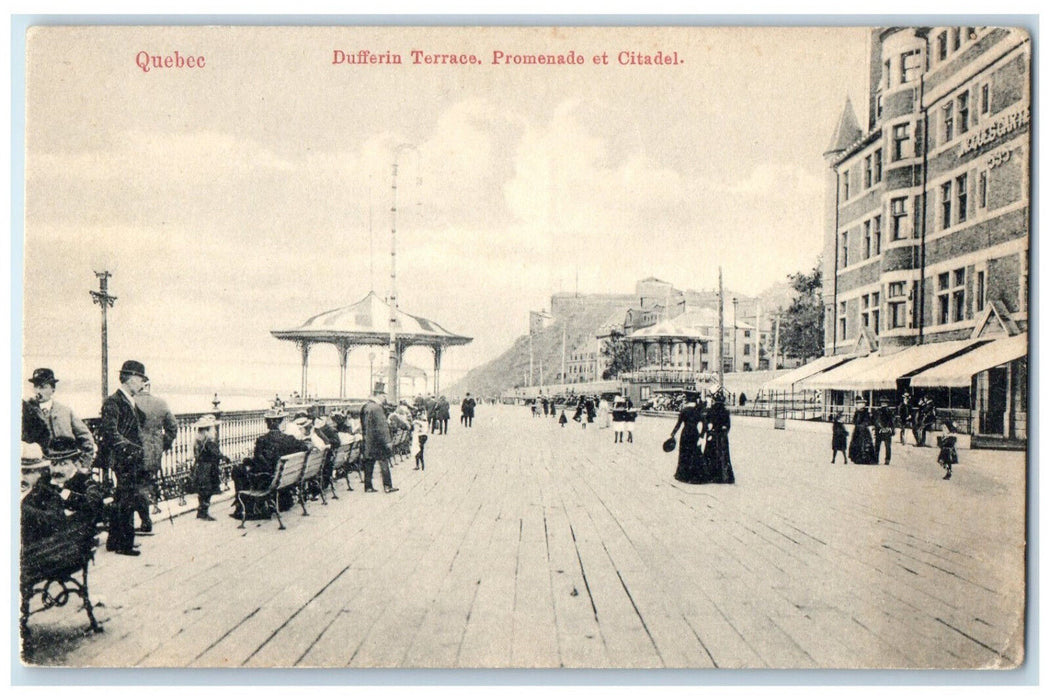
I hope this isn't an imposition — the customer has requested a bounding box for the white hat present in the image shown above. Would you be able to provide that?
[193,414,221,430]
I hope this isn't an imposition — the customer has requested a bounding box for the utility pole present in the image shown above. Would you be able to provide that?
[717,268,725,387]
[90,271,117,400]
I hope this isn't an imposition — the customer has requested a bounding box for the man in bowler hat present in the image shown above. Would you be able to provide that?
[99,360,150,556]
[22,367,96,467]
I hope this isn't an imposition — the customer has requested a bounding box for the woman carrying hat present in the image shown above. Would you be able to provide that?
[670,392,706,482]
[190,415,229,521]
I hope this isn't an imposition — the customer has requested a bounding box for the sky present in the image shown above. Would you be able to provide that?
[20,24,870,414]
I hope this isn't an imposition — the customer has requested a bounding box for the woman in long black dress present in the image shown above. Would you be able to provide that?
[704,389,734,484]
[670,392,705,483]
[848,400,878,465]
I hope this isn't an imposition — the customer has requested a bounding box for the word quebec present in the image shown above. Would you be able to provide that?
[332,49,682,66]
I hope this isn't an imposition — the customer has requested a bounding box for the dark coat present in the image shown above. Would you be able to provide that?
[252,428,308,476]
[98,390,146,481]
[361,399,394,459]
[873,405,896,436]
[192,437,225,497]
[832,420,849,451]
[461,397,476,418]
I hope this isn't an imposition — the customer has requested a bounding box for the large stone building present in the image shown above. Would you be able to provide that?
[817,26,1029,442]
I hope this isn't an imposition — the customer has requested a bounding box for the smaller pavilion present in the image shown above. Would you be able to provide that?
[271,292,472,401]
[628,318,712,372]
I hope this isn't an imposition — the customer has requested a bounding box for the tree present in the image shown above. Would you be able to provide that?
[601,331,634,379]
[779,263,825,362]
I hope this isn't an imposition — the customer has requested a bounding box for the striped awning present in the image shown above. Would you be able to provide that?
[910,334,1027,387]
[762,355,854,391]
[800,339,986,391]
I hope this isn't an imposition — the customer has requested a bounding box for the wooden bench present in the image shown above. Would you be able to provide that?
[236,451,306,530]
[298,447,330,514]
[328,443,351,496]
[20,519,103,648]
[338,437,364,488]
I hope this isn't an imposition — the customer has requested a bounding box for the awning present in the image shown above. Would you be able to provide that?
[762,355,854,391]
[800,339,986,391]
[798,352,890,390]
[910,333,1028,387]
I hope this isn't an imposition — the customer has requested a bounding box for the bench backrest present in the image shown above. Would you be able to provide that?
[346,436,362,463]
[301,447,328,482]
[330,443,351,470]
[275,451,307,490]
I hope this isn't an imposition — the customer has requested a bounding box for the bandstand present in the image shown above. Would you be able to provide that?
[271,291,471,401]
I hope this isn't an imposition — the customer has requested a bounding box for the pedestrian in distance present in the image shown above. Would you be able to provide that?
[873,398,896,465]
[415,433,427,471]
[703,389,734,483]
[461,392,476,427]
[897,392,913,445]
[831,412,849,464]
[937,425,958,480]
[559,409,568,427]
[848,399,878,465]
[190,415,228,521]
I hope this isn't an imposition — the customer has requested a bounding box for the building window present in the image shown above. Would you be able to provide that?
[884,59,892,89]
[978,170,988,208]
[981,83,990,114]
[873,215,882,255]
[901,49,922,84]
[838,301,847,341]
[958,91,970,134]
[893,123,910,161]
[941,181,953,229]
[863,220,871,259]
[743,344,751,356]
[937,268,966,324]
[876,93,883,120]
[891,197,908,240]
[860,294,870,330]
[956,173,968,223]
[937,31,948,61]
[840,231,849,267]
[864,155,872,188]
[874,148,883,182]
[872,292,880,333]
[888,282,907,329]
[951,27,961,51]
[976,270,986,312]
[842,170,850,200]
[943,102,954,142]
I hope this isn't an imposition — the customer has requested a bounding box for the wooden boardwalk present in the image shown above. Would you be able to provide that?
[23,406,1026,669]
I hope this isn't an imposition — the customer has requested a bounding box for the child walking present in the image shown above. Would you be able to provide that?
[937,425,958,480]
[191,414,229,521]
[831,413,849,464]
[415,433,428,471]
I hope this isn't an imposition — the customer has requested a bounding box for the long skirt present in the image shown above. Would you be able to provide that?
[674,435,706,484]
[704,432,734,484]
[848,427,877,465]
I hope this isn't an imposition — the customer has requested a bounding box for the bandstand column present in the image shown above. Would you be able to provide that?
[433,345,443,395]
[297,340,312,399]
[336,342,352,399]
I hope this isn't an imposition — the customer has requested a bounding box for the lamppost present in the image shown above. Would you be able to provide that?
[732,296,739,374]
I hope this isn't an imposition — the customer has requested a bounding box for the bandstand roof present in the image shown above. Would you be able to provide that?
[271,291,472,347]
[628,318,712,343]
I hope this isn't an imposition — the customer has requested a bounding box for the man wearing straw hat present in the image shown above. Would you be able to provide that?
[98,360,150,556]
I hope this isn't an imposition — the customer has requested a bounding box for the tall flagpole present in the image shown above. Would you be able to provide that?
[718,267,725,388]
[389,144,417,403]
[90,271,117,400]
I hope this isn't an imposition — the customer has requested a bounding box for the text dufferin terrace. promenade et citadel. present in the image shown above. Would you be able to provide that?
[331,49,683,66]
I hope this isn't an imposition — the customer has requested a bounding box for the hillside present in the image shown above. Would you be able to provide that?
[449,298,627,398]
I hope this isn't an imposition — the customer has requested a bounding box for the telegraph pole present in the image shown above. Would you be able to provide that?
[717,268,725,387]
[90,271,117,400]
[389,144,417,403]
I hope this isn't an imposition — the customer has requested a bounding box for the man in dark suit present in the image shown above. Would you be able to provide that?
[873,398,896,465]
[230,409,308,518]
[99,360,149,556]
[360,388,398,493]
